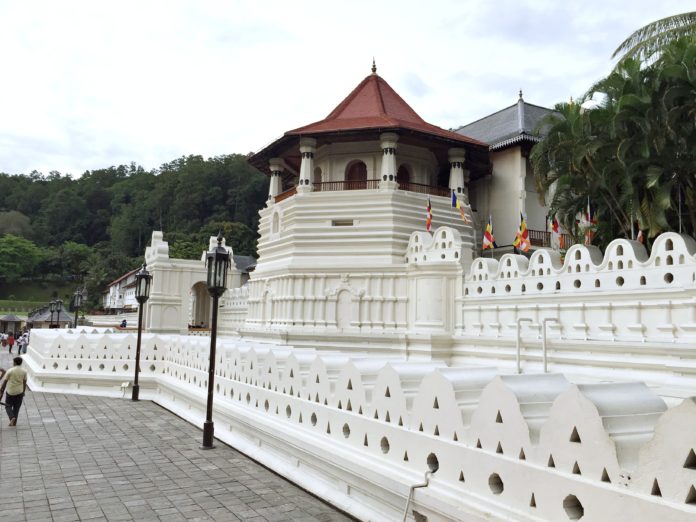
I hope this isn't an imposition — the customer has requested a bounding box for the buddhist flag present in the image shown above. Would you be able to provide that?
[581,198,597,246]
[551,216,564,249]
[451,190,472,224]
[482,215,497,250]
[636,229,644,244]
[426,197,433,232]
[513,212,530,252]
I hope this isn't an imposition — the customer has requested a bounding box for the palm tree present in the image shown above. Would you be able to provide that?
[612,12,696,68]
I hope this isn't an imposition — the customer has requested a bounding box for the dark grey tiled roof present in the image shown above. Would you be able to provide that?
[456,99,556,151]
[28,309,71,323]
[233,255,257,273]
[0,314,26,322]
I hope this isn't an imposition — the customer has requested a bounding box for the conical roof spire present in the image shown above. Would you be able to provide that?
[371,58,377,74]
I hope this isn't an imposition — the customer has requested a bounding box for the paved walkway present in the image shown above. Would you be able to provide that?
[0,349,353,522]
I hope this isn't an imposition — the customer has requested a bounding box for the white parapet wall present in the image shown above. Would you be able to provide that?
[23,329,696,522]
[454,232,696,395]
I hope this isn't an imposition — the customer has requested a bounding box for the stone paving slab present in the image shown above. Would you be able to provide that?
[0,349,354,522]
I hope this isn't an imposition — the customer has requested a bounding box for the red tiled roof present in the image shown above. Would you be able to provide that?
[286,73,485,147]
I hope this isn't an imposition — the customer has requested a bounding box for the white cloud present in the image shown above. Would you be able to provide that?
[0,0,692,175]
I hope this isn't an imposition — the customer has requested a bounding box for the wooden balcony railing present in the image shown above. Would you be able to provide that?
[528,229,573,248]
[314,179,380,191]
[274,186,297,203]
[397,181,451,197]
[276,179,451,199]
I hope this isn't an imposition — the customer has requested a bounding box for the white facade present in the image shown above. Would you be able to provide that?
[21,72,696,521]
[102,268,139,312]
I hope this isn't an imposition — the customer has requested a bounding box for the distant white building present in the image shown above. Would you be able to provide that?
[102,267,139,313]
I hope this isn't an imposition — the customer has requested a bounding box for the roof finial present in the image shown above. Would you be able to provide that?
[371,57,377,74]
[518,89,523,100]
[569,95,574,105]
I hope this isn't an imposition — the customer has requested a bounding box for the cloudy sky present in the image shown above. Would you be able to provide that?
[0,0,692,176]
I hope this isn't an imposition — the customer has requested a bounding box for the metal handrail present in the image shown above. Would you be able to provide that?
[542,318,559,373]
[516,318,533,373]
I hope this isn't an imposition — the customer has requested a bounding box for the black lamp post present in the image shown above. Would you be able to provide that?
[201,232,231,449]
[55,299,63,327]
[73,289,83,329]
[132,263,152,401]
[49,300,56,328]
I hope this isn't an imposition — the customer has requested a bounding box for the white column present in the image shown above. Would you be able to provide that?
[298,137,316,193]
[268,158,284,204]
[448,148,467,201]
[379,132,399,189]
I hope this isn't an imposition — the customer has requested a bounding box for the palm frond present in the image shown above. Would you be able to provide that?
[613,12,696,61]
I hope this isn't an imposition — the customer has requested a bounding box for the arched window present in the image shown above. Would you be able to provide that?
[396,164,411,185]
[313,166,322,185]
[345,161,367,190]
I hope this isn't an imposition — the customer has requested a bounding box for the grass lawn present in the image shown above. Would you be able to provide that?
[0,280,79,312]
[0,281,77,302]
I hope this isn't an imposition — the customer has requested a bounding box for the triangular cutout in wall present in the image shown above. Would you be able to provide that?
[686,485,696,505]
[651,479,662,497]
[684,448,696,470]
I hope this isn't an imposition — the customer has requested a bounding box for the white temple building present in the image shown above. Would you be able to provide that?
[22,65,696,521]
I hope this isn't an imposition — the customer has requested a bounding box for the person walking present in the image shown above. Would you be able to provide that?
[18,332,29,354]
[7,333,15,354]
[0,357,27,426]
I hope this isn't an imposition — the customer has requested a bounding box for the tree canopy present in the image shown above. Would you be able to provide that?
[0,153,267,306]
[531,36,696,248]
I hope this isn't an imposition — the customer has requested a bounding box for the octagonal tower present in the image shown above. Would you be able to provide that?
[245,64,490,357]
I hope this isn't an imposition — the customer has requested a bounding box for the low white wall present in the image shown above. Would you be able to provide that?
[23,330,696,522]
[461,233,696,344]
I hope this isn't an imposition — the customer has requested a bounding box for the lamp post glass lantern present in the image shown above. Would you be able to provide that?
[49,300,56,327]
[56,299,63,327]
[202,232,231,449]
[131,263,152,401]
[73,290,83,329]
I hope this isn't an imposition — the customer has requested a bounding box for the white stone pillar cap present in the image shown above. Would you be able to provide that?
[299,137,317,152]
[380,132,399,144]
[448,148,466,163]
[269,158,284,172]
